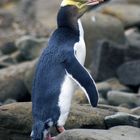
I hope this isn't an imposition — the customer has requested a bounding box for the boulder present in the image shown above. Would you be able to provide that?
[0,77,30,103]
[131,107,140,115]
[105,112,140,128]
[0,102,32,140]
[117,60,140,86]
[0,102,117,140]
[0,42,17,55]
[81,12,126,66]
[89,39,127,81]
[97,78,130,99]
[107,90,140,107]
[16,35,46,60]
[55,126,140,140]
[125,29,140,61]
[101,4,140,28]
[0,59,37,97]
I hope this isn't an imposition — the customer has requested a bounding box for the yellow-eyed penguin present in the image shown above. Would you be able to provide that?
[31,0,109,140]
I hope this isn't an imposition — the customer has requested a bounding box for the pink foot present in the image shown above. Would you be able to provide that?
[56,126,65,133]
[45,134,55,140]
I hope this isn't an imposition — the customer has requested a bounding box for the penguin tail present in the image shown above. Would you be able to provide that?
[31,120,45,140]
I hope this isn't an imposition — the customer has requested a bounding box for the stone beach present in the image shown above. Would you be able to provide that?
[0,0,140,140]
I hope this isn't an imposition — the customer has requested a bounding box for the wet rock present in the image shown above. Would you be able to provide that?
[81,12,126,66]
[107,90,140,107]
[55,126,140,140]
[117,60,140,86]
[131,107,140,115]
[89,40,127,81]
[101,4,140,28]
[16,35,46,60]
[0,77,30,103]
[105,112,140,128]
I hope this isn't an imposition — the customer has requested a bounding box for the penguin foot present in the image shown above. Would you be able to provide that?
[56,126,65,133]
[45,133,55,140]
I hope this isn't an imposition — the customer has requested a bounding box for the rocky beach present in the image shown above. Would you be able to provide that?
[0,0,140,140]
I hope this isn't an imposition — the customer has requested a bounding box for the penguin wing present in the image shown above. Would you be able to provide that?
[63,52,98,107]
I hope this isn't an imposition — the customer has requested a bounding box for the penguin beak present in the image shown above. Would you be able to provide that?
[86,0,104,6]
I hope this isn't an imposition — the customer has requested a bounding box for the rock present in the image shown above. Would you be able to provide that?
[0,102,117,140]
[35,0,61,31]
[0,102,32,140]
[55,126,140,140]
[117,60,140,86]
[101,4,140,29]
[106,78,131,91]
[66,104,115,129]
[107,90,140,107]
[0,42,17,55]
[0,55,16,67]
[131,107,140,115]
[89,39,127,81]
[3,98,17,105]
[0,59,37,96]
[125,29,140,61]
[97,82,111,99]
[0,9,14,28]
[73,89,88,104]
[97,78,130,99]
[81,12,126,66]
[105,112,140,128]
[0,77,30,103]
[16,35,46,60]
[98,104,131,113]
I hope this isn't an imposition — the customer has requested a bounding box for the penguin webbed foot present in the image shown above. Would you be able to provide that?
[56,126,65,133]
[45,133,55,140]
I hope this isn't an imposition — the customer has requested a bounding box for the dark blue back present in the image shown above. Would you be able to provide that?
[32,27,79,123]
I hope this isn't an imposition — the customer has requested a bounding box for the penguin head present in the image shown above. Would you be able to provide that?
[61,0,104,17]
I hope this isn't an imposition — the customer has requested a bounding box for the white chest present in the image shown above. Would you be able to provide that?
[74,20,86,66]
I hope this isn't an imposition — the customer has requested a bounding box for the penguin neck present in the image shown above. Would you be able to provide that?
[57,6,80,34]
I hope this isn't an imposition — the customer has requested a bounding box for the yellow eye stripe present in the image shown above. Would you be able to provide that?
[61,0,87,9]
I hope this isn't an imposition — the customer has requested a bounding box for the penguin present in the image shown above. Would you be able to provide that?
[31,0,109,140]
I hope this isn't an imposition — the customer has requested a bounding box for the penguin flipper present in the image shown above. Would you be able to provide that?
[63,52,99,107]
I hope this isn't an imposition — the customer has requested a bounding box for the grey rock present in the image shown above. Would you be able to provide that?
[107,90,140,107]
[106,78,131,92]
[16,35,46,60]
[0,102,117,140]
[97,82,111,99]
[125,29,140,61]
[101,4,140,28]
[89,40,127,81]
[0,77,30,102]
[3,98,17,105]
[97,78,130,99]
[55,126,140,140]
[105,112,140,128]
[117,60,140,86]
[131,107,140,115]
[0,102,32,140]
[0,42,17,55]
[81,12,126,66]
